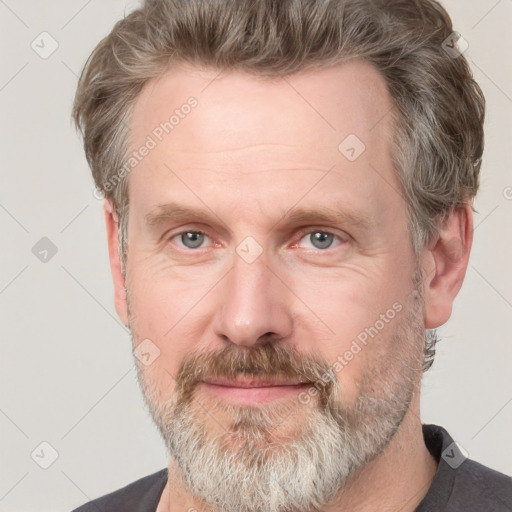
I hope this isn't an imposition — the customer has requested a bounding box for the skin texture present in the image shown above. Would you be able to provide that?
[103,60,473,511]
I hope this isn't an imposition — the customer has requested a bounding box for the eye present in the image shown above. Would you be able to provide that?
[171,230,210,249]
[168,229,345,252]
[297,230,343,250]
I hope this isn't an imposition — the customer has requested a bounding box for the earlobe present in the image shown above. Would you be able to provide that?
[422,203,473,329]
[103,199,129,327]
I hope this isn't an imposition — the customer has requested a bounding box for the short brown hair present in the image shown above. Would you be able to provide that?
[73,0,484,263]
[72,0,485,370]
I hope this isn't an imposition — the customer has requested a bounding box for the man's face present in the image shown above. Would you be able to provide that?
[121,61,426,511]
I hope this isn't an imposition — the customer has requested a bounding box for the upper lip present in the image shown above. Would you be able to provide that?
[202,377,308,388]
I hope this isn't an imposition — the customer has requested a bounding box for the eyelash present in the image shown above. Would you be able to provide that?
[170,230,210,249]
[294,228,346,250]
[168,228,346,251]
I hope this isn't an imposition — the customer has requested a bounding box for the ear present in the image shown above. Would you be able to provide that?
[421,203,473,329]
[103,199,129,327]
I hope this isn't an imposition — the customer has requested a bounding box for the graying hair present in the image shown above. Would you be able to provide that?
[73,0,485,371]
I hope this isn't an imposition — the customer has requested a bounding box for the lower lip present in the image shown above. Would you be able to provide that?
[201,382,310,404]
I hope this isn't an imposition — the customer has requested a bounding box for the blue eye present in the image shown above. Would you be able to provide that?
[176,231,208,249]
[299,231,339,250]
[169,229,343,252]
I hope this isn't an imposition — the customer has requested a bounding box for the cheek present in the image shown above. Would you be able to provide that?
[291,267,410,400]
[127,263,203,336]
[128,279,199,394]
[293,267,403,341]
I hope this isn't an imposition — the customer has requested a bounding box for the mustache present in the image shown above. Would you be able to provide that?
[174,342,337,406]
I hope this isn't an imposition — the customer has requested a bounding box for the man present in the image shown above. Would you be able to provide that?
[71,0,512,511]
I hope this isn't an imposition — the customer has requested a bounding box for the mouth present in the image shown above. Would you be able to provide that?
[200,376,311,404]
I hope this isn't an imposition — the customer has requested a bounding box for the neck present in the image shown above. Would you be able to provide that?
[322,389,437,511]
[157,390,437,512]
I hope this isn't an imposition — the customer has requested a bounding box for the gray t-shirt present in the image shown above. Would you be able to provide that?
[416,424,512,511]
[72,424,512,511]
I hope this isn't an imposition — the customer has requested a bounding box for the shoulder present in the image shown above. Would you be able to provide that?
[70,468,167,512]
[418,424,512,511]
[449,458,512,510]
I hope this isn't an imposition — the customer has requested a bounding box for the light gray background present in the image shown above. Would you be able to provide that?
[0,1,511,511]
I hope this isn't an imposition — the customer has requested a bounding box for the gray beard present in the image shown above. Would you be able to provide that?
[161,378,413,512]
[133,277,425,512]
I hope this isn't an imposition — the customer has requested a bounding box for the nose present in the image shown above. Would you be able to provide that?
[212,249,294,348]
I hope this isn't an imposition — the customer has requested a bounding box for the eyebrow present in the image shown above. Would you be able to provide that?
[279,204,375,232]
[145,203,226,228]
[144,201,376,233]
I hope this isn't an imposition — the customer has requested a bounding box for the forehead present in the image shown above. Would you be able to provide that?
[126,60,400,225]
[129,59,393,154]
